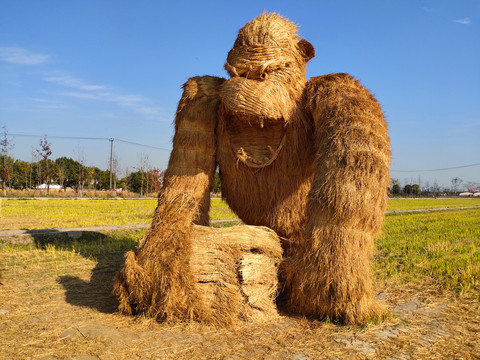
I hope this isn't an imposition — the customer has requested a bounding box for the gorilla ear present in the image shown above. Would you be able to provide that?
[298,39,315,62]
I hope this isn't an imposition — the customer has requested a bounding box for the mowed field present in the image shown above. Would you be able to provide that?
[1,198,479,359]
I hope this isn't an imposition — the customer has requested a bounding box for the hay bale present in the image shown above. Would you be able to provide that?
[114,225,282,325]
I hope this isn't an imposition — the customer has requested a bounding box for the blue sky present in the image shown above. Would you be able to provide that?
[1,0,479,188]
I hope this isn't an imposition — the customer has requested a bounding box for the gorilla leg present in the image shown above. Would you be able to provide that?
[282,73,391,324]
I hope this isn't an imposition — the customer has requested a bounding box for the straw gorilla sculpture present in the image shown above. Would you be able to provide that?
[114,13,391,325]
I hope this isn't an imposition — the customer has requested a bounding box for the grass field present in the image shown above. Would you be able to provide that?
[387,197,480,211]
[1,197,479,231]
[0,198,237,230]
[1,198,479,358]
[375,208,480,295]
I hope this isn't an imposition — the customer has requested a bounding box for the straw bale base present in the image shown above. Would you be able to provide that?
[114,225,283,325]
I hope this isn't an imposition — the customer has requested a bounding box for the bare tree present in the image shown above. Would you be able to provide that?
[463,181,472,192]
[0,126,14,196]
[136,153,150,197]
[451,177,462,195]
[124,166,130,192]
[432,179,438,195]
[30,147,40,194]
[112,154,119,190]
[75,145,86,197]
[36,135,52,195]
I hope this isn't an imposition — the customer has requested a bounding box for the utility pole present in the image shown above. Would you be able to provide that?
[109,138,114,191]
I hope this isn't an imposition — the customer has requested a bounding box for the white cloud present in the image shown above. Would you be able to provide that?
[31,98,70,110]
[44,74,108,92]
[0,47,50,65]
[102,92,146,104]
[62,91,101,100]
[454,17,471,25]
[138,106,163,117]
[44,72,162,118]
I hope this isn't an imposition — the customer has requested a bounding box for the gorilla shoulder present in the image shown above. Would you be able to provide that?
[180,76,226,103]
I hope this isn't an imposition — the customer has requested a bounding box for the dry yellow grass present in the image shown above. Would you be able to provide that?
[1,205,480,358]
[2,188,142,198]
[1,230,479,359]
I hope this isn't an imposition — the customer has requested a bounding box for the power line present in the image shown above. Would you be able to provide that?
[9,133,109,141]
[7,133,480,170]
[8,133,172,152]
[114,138,171,151]
[391,163,480,172]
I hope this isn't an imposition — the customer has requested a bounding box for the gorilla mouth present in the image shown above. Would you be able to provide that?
[220,76,298,123]
[220,102,288,169]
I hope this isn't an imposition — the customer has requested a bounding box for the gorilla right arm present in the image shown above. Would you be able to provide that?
[114,76,224,321]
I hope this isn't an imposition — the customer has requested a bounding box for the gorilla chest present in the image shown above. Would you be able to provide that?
[216,108,315,227]
[218,114,287,168]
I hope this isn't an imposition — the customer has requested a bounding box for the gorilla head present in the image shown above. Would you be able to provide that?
[220,13,315,122]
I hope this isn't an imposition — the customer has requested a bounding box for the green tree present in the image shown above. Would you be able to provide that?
[214,171,222,193]
[12,160,31,190]
[126,170,143,194]
[412,184,421,196]
[116,177,127,192]
[55,157,82,191]
[36,135,52,195]
[392,183,401,196]
[1,126,14,196]
[92,167,110,190]
[403,184,412,195]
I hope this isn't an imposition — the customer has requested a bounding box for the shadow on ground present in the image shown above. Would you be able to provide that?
[29,230,139,314]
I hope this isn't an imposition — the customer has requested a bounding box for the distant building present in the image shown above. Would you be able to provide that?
[37,184,62,190]
[459,192,480,197]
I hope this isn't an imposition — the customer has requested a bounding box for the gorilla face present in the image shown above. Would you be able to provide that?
[219,13,314,123]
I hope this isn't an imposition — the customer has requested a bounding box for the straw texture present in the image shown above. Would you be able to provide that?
[114,76,222,322]
[190,225,283,323]
[114,223,283,325]
[280,73,391,324]
[115,12,390,326]
[221,12,313,123]
[218,14,390,324]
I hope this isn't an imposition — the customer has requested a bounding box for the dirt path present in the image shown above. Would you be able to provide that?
[0,219,241,240]
[386,205,480,214]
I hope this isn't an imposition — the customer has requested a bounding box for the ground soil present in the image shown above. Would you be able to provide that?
[1,233,479,360]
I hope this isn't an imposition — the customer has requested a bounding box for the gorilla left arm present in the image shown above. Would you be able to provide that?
[284,73,391,324]
[306,73,390,229]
